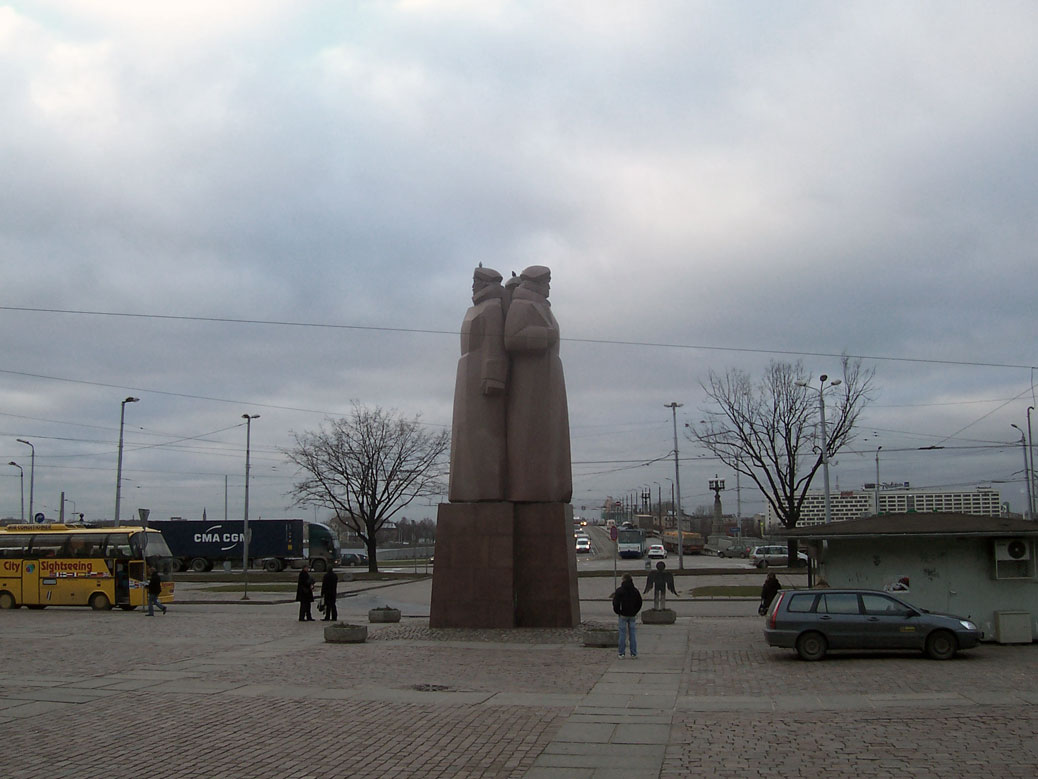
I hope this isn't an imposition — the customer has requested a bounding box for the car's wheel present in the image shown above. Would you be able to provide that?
[717,550,726,558]
[925,630,957,660]
[795,631,828,661]
[89,592,112,611]
[189,557,209,573]
[0,591,17,609]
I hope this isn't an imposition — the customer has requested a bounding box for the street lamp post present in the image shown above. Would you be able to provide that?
[1011,424,1033,521]
[16,439,35,521]
[8,462,24,521]
[242,414,260,600]
[653,481,662,533]
[1027,407,1036,520]
[874,446,882,516]
[796,375,842,524]
[114,398,139,525]
[665,402,685,570]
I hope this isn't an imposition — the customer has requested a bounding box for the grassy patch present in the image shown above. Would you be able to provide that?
[690,585,761,597]
[199,584,298,593]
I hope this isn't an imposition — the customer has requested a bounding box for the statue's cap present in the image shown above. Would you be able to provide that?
[473,266,503,283]
[519,265,551,283]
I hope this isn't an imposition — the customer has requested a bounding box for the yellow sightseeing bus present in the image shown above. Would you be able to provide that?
[0,523,174,610]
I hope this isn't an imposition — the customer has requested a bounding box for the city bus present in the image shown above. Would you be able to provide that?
[0,524,174,610]
[616,527,647,559]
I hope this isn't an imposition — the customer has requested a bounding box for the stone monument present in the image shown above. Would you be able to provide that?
[430,265,580,628]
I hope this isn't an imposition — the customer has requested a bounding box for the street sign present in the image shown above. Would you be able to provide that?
[33,512,45,523]
[138,508,151,526]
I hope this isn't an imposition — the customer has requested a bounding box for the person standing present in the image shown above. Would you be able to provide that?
[296,565,315,622]
[612,573,643,658]
[759,572,781,615]
[320,567,339,621]
[146,567,167,616]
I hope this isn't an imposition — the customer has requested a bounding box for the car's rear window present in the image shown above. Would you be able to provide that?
[818,593,861,614]
[786,593,817,613]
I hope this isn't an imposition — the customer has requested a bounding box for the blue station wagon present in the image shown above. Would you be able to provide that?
[764,588,982,661]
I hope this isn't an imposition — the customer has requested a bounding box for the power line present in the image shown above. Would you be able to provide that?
[3,305,1035,370]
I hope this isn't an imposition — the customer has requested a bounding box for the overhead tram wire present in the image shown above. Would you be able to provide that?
[2,305,1035,371]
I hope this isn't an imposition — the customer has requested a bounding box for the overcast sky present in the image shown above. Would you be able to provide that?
[2,1,1037,527]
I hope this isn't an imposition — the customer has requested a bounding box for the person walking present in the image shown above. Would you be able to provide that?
[320,567,338,621]
[146,567,167,616]
[296,565,315,622]
[612,573,643,658]
[759,571,781,615]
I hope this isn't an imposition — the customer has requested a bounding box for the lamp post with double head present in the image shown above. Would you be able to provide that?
[114,398,139,525]
[242,414,260,600]
[796,375,842,524]
[8,461,24,521]
[665,402,684,569]
[1011,424,1033,520]
[16,439,35,521]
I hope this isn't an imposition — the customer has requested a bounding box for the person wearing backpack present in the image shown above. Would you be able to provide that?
[612,573,643,658]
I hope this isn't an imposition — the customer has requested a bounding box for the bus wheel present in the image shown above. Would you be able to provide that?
[189,557,210,573]
[0,591,17,609]
[262,558,281,573]
[310,558,327,573]
[89,593,112,611]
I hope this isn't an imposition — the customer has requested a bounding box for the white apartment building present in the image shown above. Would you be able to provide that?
[766,486,1003,528]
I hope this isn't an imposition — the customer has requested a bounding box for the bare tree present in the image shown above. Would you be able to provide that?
[283,404,449,572]
[690,357,874,564]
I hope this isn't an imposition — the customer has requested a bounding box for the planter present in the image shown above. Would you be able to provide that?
[324,623,368,643]
[368,607,401,623]
[582,628,619,648]
[642,608,676,625]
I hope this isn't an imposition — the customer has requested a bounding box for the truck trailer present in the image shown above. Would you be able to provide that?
[151,518,339,573]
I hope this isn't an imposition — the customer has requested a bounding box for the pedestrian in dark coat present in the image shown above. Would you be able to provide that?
[759,572,780,615]
[296,565,315,621]
[612,573,643,658]
[320,568,338,621]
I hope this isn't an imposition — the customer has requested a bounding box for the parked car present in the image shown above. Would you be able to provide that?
[647,543,667,559]
[575,537,592,554]
[750,545,808,568]
[718,543,751,558]
[339,552,369,567]
[764,588,982,661]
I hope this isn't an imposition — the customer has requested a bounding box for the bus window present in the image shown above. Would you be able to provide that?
[0,536,25,558]
[28,533,70,558]
[103,533,133,559]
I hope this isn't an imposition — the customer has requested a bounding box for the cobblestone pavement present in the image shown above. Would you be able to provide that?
[1,578,1036,778]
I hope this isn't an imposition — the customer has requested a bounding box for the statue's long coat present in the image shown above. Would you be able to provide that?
[503,286,572,503]
[448,287,508,501]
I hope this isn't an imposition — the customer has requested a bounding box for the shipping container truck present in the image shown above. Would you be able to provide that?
[150,518,339,573]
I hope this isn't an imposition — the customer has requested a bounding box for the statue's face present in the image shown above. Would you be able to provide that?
[472,279,489,295]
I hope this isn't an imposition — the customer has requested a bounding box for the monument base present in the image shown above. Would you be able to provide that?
[642,608,676,624]
[429,501,580,629]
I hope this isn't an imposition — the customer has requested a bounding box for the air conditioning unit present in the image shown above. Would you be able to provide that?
[994,538,1031,562]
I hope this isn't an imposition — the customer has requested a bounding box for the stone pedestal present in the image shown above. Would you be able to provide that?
[368,607,401,623]
[642,608,676,624]
[430,502,516,628]
[429,501,580,629]
[324,623,368,643]
[514,502,580,628]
